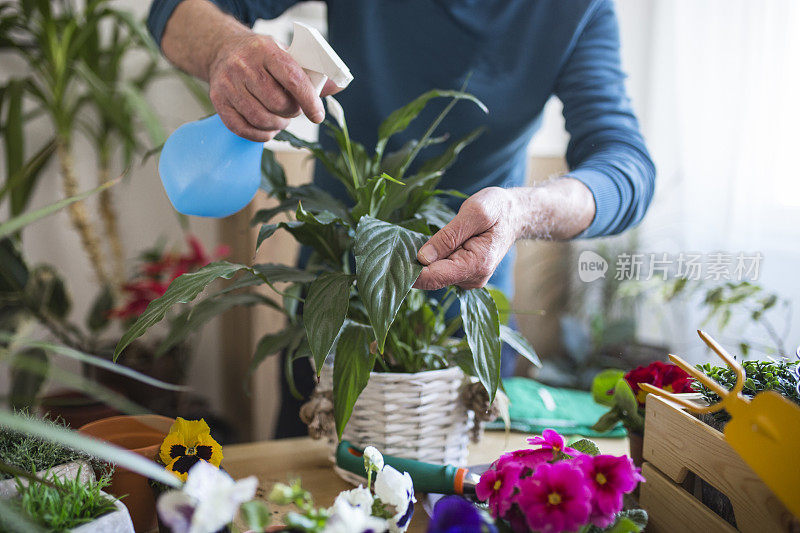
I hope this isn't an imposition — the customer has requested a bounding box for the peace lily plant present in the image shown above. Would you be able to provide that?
[113,89,539,437]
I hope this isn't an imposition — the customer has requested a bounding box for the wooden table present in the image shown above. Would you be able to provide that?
[224,431,629,532]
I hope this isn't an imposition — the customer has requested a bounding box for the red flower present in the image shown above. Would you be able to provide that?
[624,360,694,405]
[476,462,523,517]
[109,235,229,321]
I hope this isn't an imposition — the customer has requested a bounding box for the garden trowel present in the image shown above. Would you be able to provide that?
[640,330,800,518]
[158,22,352,218]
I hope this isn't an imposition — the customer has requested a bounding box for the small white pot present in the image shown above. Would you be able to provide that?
[70,491,134,533]
[0,460,95,498]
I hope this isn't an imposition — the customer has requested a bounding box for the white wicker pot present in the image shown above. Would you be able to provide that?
[316,365,473,483]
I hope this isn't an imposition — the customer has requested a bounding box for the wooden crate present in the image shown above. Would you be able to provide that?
[639,394,798,533]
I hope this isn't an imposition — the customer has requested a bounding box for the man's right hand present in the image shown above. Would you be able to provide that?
[161,0,343,142]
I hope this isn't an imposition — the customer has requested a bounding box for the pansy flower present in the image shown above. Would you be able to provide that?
[527,428,578,457]
[515,461,592,533]
[159,418,223,482]
[428,495,497,533]
[375,464,416,533]
[575,454,645,527]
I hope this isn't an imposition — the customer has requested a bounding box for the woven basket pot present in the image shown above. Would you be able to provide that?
[316,365,473,485]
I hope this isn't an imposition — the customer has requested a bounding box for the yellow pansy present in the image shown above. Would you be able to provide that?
[159,418,223,482]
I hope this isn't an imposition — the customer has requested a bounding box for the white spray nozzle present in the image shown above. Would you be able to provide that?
[286,21,353,95]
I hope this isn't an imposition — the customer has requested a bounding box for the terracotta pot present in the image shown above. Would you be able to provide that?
[628,430,644,468]
[79,415,174,533]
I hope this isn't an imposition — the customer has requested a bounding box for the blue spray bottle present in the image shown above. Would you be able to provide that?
[158,22,353,218]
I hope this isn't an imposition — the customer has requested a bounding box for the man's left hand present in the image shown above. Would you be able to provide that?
[413,187,520,290]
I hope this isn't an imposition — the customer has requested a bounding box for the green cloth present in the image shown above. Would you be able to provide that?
[486,377,627,438]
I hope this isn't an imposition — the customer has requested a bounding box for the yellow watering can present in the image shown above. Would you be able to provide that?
[640,330,800,519]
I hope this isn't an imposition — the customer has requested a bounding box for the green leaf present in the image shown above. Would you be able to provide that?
[241,500,271,530]
[354,216,427,352]
[260,148,287,199]
[614,378,639,414]
[568,438,601,456]
[0,178,119,239]
[606,510,648,533]
[375,89,487,159]
[0,238,28,293]
[488,287,511,325]
[248,326,305,375]
[332,322,376,438]
[0,411,180,488]
[592,369,626,406]
[120,82,166,146]
[10,347,48,410]
[114,261,247,361]
[304,272,354,373]
[257,208,349,266]
[157,292,275,357]
[4,79,24,213]
[458,287,502,401]
[6,337,188,392]
[251,263,319,284]
[413,197,455,230]
[591,408,623,432]
[1,139,56,216]
[24,265,71,318]
[499,324,541,368]
[416,127,485,177]
[86,284,114,332]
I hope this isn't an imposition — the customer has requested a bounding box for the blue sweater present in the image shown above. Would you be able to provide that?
[148,0,655,296]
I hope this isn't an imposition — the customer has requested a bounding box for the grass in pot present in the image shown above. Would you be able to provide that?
[113,89,539,468]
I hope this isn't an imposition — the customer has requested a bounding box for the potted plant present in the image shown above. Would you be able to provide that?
[471,429,647,532]
[589,362,695,466]
[0,412,102,498]
[114,90,539,466]
[7,470,134,533]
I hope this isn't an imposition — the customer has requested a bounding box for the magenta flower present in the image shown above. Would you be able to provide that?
[527,429,578,457]
[515,462,592,533]
[575,454,645,527]
[493,448,552,476]
[476,462,523,517]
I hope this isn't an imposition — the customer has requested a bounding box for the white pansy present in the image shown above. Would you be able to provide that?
[157,461,258,533]
[363,446,384,472]
[325,95,346,128]
[333,485,374,512]
[374,465,415,533]
[324,496,388,533]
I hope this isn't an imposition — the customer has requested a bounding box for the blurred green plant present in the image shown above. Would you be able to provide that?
[664,279,791,357]
[695,359,800,407]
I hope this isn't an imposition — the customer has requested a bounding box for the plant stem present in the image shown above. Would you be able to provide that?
[56,138,109,286]
[97,153,125,289]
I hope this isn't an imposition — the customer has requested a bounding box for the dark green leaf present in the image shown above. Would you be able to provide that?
[375,89,487,159]
[157,292,275,356]
[499,324,541,368]
[354,216,427,351]
[416,127,485,177]
[248,326,305,375]
[86,284,114,332]
[591,369,626,407]
[304,272,354,373]
[413,197,455,230]
[0,178,118,239]
[0,238,29,293]
[251,263,319,283]
[568,438,600,456]
[4,80,24,213]
[591,408,622,432]
[458,287,502,401]
[332,322,376,438]
[260,148,286,199]
[10,347,47,410]
[24,265,71,318]
[114,261,247,360]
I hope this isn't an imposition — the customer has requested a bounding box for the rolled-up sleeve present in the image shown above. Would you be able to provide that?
[555,0,655,238]
[147,0,301,47]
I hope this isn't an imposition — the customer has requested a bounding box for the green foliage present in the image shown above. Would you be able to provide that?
[665,279,790,357]
[569,438,601,456]
[695,358,800,426]
[14,471,117,531]
[118,90,541,436]
[0,412,100,481]
[590,373,644,434]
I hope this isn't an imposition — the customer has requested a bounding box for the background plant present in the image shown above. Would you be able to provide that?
[114,90,540,438]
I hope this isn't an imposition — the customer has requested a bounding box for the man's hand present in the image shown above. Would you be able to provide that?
[161,0,343,142]
[412,179,596,291]
[209,33,342,142]
[414,187,521,290]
